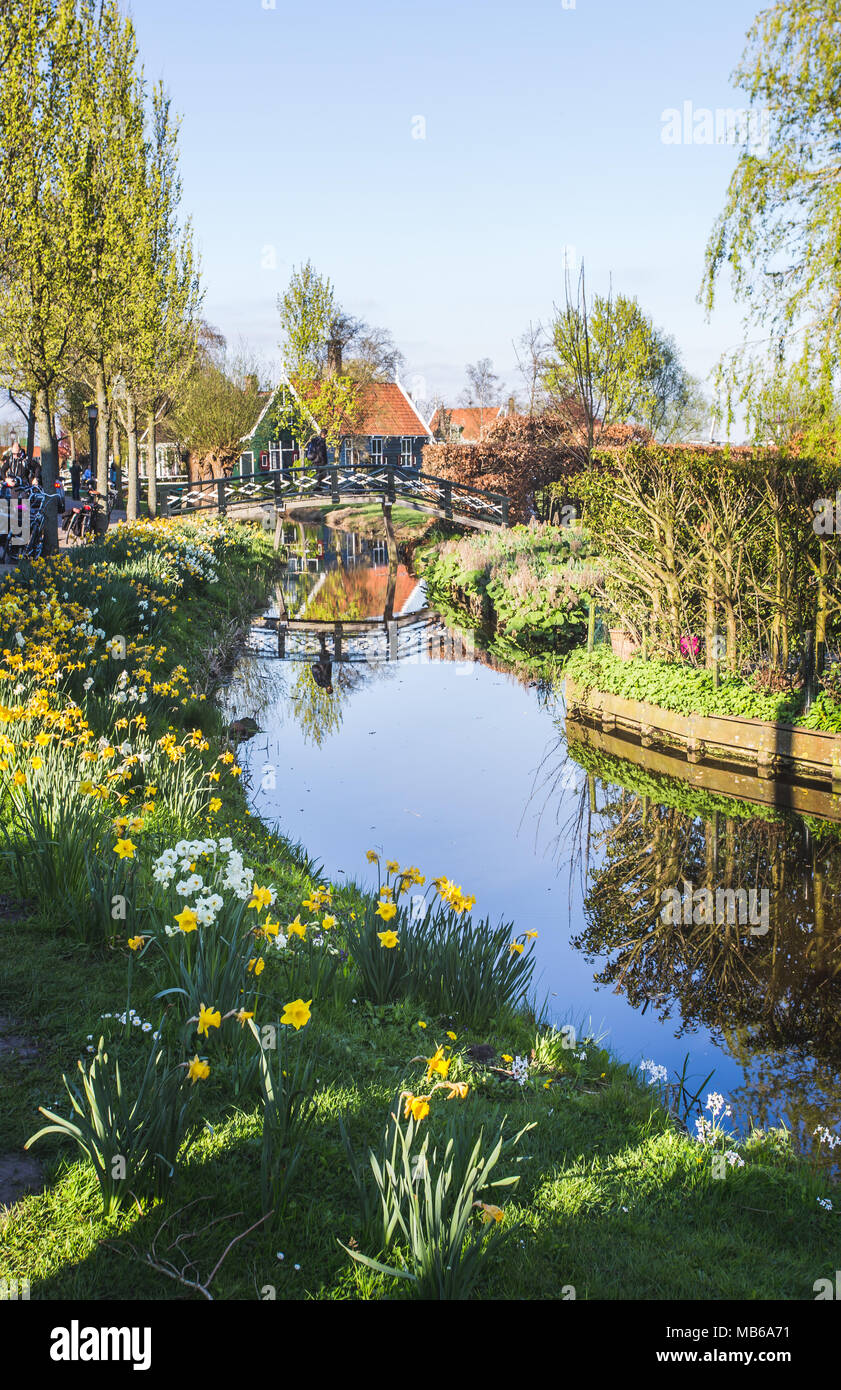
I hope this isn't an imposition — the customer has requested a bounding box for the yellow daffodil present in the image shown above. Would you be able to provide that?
[248,884,273,910]
[441,1080,469,1100]
[280,998,312,1030]
[174,906,198,934]
[403,1093,431,1122]
[236,1010,255,1027]
[321,914,336,930]
[197,1004,222,1037]
[476,1202,504,1224]
[509,942,524,955]
[187,1056,210,1084]
[208,797,222,813]
[525,930,538,939]
[426,1047,451,1080]
[127,936,145,951]
[386,859,400,874]
[365,849,379,862]
[287,916,306,939]
[113,838,136,859]
[377,929,398,949]
[417,1020,427,1029]
[246,957,265,975]
[262,918,280,938]
[375,900,397,922]
[446,1031,457,1041]
[501,1054,513,1063]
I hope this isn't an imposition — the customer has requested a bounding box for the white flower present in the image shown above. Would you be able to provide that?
[219,837,233,853]
[83,677,94,692]
[195,899,216,926]
[724,1150,745,1168]
[639,1058,668,1086]
[511,1055,529,1086]
[817,1197,833,1211]
[205,893,224,912]
[14,631,24,648]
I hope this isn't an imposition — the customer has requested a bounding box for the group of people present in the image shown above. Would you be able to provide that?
[1,440,42,489]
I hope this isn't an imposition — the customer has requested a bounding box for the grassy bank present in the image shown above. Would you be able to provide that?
[0,516,837,1301]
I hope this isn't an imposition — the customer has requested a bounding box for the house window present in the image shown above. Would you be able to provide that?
[343,437,354,467]
[239,451,254,479]
[400,437,413,468]
[370,437,383,465]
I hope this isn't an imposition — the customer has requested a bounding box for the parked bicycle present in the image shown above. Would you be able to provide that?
[1,483,50,562]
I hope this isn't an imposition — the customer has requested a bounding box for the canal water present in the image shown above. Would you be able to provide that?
[225,519,841,1149]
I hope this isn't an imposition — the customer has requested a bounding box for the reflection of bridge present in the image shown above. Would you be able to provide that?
[247,608,474,664]
[158,464,510,530]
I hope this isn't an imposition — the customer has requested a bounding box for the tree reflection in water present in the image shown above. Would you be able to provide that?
[540,731,841,1145]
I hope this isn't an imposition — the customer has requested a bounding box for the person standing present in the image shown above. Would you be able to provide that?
[70,459,81,501]
[305,428,329,492]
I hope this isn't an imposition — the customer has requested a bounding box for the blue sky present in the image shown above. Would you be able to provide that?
[127,0,764,432]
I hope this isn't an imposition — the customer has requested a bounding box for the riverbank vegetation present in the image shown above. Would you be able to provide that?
[417,523,595,670]
[0,514,837,1301]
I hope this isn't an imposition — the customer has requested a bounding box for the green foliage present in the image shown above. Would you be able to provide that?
[343,894,537,1028]
[419,522,593,658]
[248,1019,318,1217]
[564,645,804,723]
[340,1101,531,1300]
[401,909,538,1031]
[25,1037,195,1218]
[701,0,841,435]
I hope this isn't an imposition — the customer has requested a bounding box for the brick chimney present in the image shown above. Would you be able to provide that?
[326,339,343,376]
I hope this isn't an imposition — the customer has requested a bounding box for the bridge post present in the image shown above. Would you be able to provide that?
[216,478,227,514]
[443,480,453,520]
[386,467,395,503]
[501,495,510,526]
[330,466,340,503]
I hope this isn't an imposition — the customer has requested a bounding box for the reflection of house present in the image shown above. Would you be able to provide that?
[236,378,432,478]
[430,405,503,443]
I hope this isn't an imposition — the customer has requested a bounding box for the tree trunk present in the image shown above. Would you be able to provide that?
[35,386,59,553]
[126,392,139,522]
[26,395,36,461]
[147,411,157,518]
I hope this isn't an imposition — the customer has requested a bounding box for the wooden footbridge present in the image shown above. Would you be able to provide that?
[157,463,510,530]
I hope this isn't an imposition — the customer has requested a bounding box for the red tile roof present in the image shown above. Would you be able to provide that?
[350,383,430,438]
[430,405,502,441]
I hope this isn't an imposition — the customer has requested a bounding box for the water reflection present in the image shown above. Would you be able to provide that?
[224,522,841,1145]
[552,732,841,1143]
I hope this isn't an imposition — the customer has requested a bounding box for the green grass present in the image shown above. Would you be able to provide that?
[0,517,837,1302]
[0,927,836,1300]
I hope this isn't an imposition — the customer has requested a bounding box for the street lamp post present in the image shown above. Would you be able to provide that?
[87,403,98,489]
